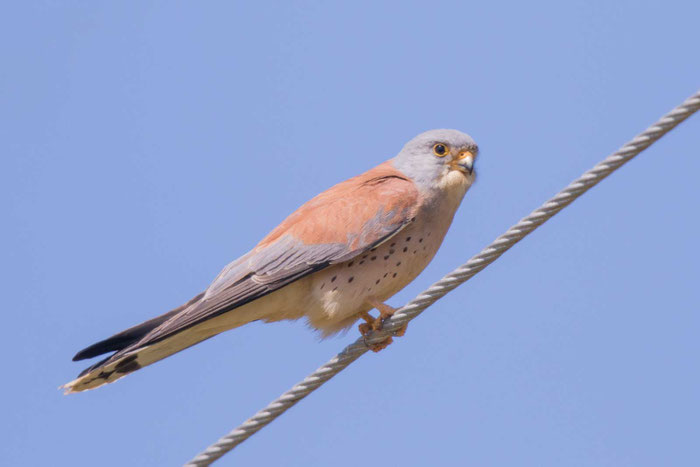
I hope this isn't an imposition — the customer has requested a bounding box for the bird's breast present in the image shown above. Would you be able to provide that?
[305,195,466,335]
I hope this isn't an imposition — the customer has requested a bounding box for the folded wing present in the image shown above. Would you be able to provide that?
[67,161,420,391]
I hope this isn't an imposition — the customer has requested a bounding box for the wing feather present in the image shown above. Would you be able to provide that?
[92,162,420,361]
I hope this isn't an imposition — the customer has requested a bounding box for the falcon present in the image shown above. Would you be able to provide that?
[64,129,478,393]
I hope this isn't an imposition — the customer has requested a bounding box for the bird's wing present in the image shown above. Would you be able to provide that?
[125,161,420,349]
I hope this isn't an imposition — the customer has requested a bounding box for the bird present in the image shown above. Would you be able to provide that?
[63,129,478,394]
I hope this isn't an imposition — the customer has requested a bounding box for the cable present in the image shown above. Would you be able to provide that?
[186,89,700,466]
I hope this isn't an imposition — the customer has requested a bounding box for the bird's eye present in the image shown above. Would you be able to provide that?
[432,143,449,157]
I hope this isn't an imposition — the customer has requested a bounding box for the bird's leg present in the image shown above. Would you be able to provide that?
[357,298,409,352]
[357,311,376,337]
[370,300,408,336]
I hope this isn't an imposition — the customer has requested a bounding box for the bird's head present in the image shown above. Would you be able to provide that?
[392,129,478,194]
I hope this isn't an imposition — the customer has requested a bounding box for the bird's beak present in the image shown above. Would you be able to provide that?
[451,151,475,175]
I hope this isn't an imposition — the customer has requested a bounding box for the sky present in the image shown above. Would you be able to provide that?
[1,1,699,466]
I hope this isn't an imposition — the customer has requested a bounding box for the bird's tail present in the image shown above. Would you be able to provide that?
[62,292,240,394]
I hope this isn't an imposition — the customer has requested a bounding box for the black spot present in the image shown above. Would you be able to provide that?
[406,236,412,242]
[333,287,338,291]
[320,283,325,289]
[384,255,390,260]
[419,238,423,243]
[359,260,365,265]
[411,216,416,222]
[348,261,354,267]
[118,360,141,374]
[370,247,377,252]
[383,273,388,278]
[115,354,137,368]
[413,250,417,254]
[115,355,141,375]
[348,277,354,283]
[396,262,401,266]
[362,255,368,259]
[331,276,337,282]
[390,242,396,247]
[403,247,408,252]
[375,279,380,284]
[389,249,395,254]
[393,273,397,278]
[371,256,377,261]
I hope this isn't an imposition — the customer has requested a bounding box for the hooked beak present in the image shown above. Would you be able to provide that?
[451,151,475,175]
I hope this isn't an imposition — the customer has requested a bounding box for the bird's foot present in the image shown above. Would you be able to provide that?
[357,300,408,352]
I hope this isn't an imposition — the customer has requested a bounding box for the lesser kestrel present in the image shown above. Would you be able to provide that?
[64,129,478,393]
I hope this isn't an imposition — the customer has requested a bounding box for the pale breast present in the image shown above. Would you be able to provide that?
[305,190,466,335]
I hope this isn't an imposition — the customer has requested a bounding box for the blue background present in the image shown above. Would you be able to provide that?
[2,1,699,465]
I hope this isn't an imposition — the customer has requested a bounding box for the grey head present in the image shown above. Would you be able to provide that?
[391,129,479,190]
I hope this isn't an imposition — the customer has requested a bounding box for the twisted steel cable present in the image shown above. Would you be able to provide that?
[186,89,700,466]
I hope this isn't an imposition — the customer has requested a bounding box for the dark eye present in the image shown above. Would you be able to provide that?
[432,143,449,157]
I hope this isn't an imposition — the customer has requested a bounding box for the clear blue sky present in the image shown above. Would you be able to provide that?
[2,1,699,466]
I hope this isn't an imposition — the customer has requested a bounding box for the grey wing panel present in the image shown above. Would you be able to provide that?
[126,226,409,350]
